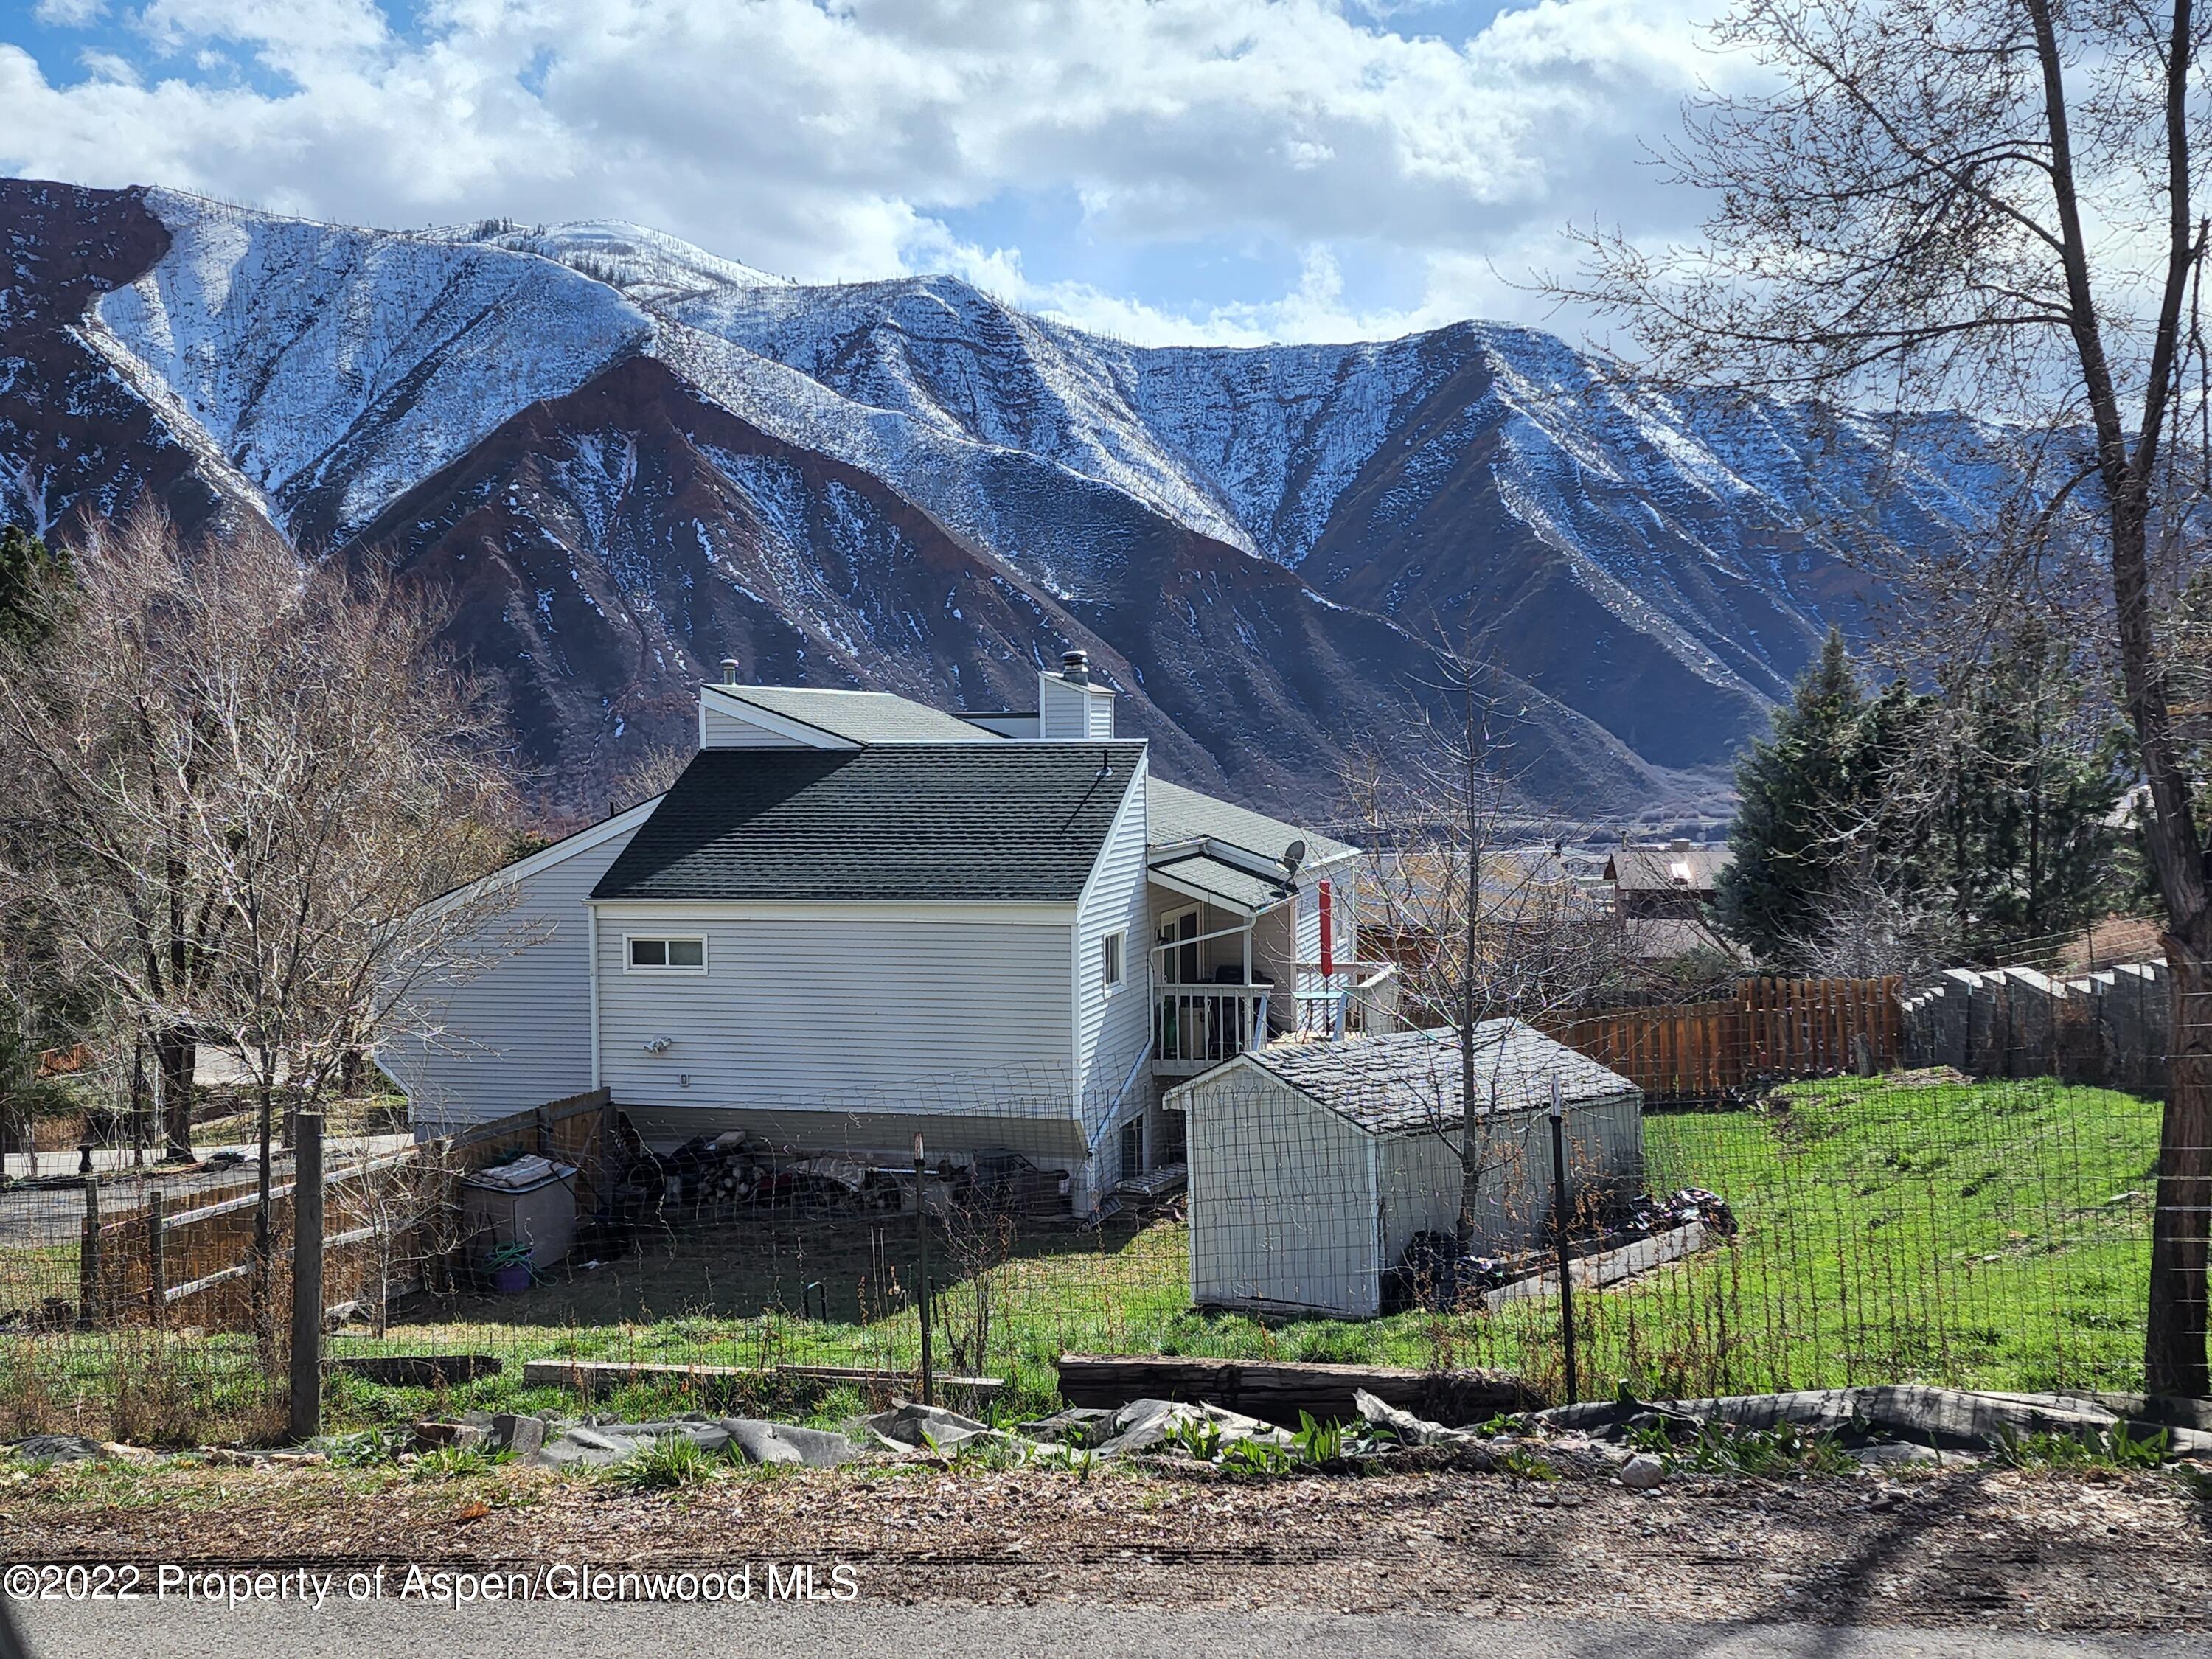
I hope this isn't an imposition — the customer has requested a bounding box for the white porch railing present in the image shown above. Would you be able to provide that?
[1153,986,1270,1077]
[1293,960,1403,1037]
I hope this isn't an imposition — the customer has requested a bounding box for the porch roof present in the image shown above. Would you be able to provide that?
[1147,850,1295,914]
[1146,779,1356,869]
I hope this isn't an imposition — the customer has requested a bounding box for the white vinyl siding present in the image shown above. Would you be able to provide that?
[1039,675,1114,740]
[379,813,647,1132]
[1184,1069,1380,1317]
[1374,1091,1647,1266]
[1180,1067,1646,1318]
[594,907,1076,1110]
[701,703,809,748]
[1074,765,1151,1136]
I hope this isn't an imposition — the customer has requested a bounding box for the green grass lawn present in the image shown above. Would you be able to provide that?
[1,1071,2166,1442]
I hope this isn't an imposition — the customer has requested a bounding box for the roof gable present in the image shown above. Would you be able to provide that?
[594,743,1144,903]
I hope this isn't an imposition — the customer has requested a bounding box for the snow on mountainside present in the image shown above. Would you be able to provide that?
[86,190,653,538]
[0,181,2006,818]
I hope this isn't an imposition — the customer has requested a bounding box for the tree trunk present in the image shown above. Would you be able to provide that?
[252,1066,276,1351]
[154,1028,195,1161]
[2149,930,2212,1397]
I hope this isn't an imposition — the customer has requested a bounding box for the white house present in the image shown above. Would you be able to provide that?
[380,651,1394,1208]
[1166,1021,1645,1317]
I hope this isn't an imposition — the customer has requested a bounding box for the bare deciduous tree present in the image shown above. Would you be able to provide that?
[1554,0,2212,1394]
[0,510,526,1334]
[1343,646,1620,1248]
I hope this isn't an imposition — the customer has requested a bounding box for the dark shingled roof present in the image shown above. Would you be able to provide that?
[593,743,1144,903]
[1237,1020,1639,1136]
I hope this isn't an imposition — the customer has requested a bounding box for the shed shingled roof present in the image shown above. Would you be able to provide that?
[1236,1020,1639,1136]
[593,743,1144,903]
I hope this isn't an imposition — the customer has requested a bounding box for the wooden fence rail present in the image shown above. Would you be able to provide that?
[1540,976,1903,1099]
[73,1087,612,1330]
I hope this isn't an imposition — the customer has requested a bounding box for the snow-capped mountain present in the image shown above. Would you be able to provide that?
[0,179,1993,818]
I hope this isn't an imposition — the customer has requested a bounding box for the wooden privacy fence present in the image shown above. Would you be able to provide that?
[1541,976,1904,1100]
[72,1087,613,1330]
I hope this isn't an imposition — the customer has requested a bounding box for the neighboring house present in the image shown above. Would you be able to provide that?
[1602,838,1745,965]
[1167,1021,1644,1318]
[380,651,1380,1208]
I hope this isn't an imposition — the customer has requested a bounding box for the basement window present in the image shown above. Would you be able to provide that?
[627,936,706,972]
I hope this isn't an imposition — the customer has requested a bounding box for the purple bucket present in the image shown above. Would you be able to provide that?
[491,1262,532,1295]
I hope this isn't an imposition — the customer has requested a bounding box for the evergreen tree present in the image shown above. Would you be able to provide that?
[1720,624,2126,967]
[1717,629,1874,961]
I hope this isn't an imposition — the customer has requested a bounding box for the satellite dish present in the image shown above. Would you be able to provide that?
[1282,838,1307,877]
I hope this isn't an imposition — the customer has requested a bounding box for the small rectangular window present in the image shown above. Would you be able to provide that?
[1102,930,1125,988]
[627,936,706,972]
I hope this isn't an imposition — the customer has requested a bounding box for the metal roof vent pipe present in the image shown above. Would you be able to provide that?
[1060,648,1091,685]
[720,657,740,686]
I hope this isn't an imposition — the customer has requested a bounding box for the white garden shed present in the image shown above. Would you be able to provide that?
[1165,1021,1645,1318]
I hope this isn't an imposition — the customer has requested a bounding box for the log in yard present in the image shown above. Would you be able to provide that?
[1056,1353,1538,1427]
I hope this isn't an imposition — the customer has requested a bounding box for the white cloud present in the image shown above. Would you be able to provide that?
[0,0,1733,344]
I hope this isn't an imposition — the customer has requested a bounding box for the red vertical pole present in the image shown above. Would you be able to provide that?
[1318,879,1335,975]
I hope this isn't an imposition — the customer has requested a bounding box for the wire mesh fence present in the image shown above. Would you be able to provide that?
[0,1010,2194,1447]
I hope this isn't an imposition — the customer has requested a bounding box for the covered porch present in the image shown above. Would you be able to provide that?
[1146,854,1399,1079]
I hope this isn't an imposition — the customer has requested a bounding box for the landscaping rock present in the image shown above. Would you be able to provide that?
[535,1425,644,1469]
[1852,1441,1969,1468]
[864,1402,998,1455]
[1018,1408,1116,1447]
[9,1433,107,1464]
[1353,1388,1474,1448]
[488,1413,547,1458]
[1090,1397,1291,1458]
[412,1420,487,1452]
[723,1419,858,1469]
[1618,1454,1666,1491]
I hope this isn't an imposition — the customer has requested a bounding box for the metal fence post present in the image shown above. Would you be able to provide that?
[914,1133,933,1407]
[1548,1077,1578,1404]
[146,1189,166,1323]
[77,1175,102,1329]
[289,1110,324,1442]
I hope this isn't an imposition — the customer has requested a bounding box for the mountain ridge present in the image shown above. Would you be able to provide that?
[0,178,1991,821]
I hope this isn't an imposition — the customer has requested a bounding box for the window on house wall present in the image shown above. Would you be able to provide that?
[1119,1114,1144,1177]
[1102,929,1126,988]
[627,936,706,971]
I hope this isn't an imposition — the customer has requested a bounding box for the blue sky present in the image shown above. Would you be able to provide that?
[0,0,1728,344]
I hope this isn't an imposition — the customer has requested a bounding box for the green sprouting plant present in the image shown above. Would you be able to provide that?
[1293,1411,1345,1466]
[1672,1422,1851,1478]
[408,1445,503,1482]
[1219,1438,1294,1478]
[1474,1413,1530,1439]
[1165,1415,1223,1462]
[323,1430,400,1467]
[1994,1422,2170,1472]
[1499,1446,1559,1482]
[614,1435,717,1492]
